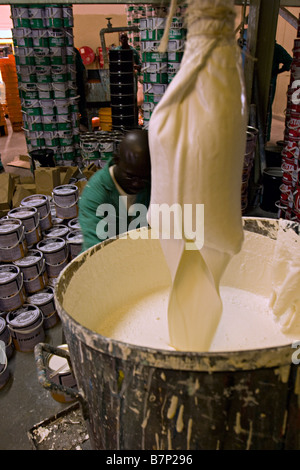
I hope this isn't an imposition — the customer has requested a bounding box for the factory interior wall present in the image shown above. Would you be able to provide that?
[72,4,127,68]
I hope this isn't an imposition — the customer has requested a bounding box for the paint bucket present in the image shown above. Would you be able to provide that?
[0,317,14,361]
[27,286,58,329]
[0,360,10,390]
[0,219,27,263]
[45,344,77,403]
[7,304,44,353]
[44,224,70,240]
[260,167,283,212]
[21,195,52,232]
[13,251,47,295]
[8,207,41,247]
[37,237,68,278]
[44,5,63,28]
[67,218,81,231]
[37,83,53,100]
[62,6,73,28]
[28,6,45,29]
[37,237,67,266]
[34,218,300,450]
[66,230,83,260]
[52,185,79,220]
[0,265,23,300]
[31,29,49,47]
[13,248,44,280]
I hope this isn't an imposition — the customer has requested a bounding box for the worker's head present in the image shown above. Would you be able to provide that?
[114,129,151,195]
[119,32,129,48]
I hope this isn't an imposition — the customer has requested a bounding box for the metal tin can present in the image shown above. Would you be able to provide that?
[7,304,44,352]
[46,344,77,403]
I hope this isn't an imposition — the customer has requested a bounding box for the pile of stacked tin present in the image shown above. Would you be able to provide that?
[109,49,137,130]
[0,185,83,389]
[278,17,300,222]
[80,129,124,167]
[139,6,187,129]
[10,4,80,166]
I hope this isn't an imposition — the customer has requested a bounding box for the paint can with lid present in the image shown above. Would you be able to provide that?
[0,359,10,390]
[27,286,59,329]
[0,265,23,299]
[0,317,14,360]
[23,263,48,295]
[67,218,81,231]
[52,185,79,220]
[0,219,27,263]
[7,304,44,352]
[37,237,69,278]
[46,344,77,403]
[21,194,52,232]
[66,230,83,260]
[13,249,44,282]
[43,224,70,239]
[8,206,41,247]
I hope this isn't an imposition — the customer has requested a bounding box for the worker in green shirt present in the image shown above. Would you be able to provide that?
[79,129,151,252]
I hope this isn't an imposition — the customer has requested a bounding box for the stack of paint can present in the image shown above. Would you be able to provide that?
[0,189,84,386]
[140,16,168,129]
[10,4,80,166]
[277,22,300,222]
[109,49,137,130]
[167,15,186,85]
[126,4,145,54]
[80,129,124,168]
[139,7,186,129]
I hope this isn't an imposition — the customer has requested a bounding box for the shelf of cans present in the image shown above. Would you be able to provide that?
[0,56,23,132]
[0,184,84,389]
[140,15,187,129]
[10,4,81,166]
[80,129,125,169]
[278,17,300,223]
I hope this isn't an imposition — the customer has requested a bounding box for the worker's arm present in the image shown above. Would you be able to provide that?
[78,172,115,251]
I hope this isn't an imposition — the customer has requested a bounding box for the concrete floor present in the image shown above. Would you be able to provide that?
[0,116,284,450]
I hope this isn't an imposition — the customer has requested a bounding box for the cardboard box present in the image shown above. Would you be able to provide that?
[19,176,35,184]
[57,166,80,185]
[34,167,61,196]
[7,154,32,170]
[0,173,15,211]
[75,179,87,195]
[12,183,36,208]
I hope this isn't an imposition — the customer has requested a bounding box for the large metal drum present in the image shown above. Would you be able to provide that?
[35,217,300,450]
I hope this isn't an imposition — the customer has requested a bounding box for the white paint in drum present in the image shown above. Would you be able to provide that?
[6,304,44,352]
